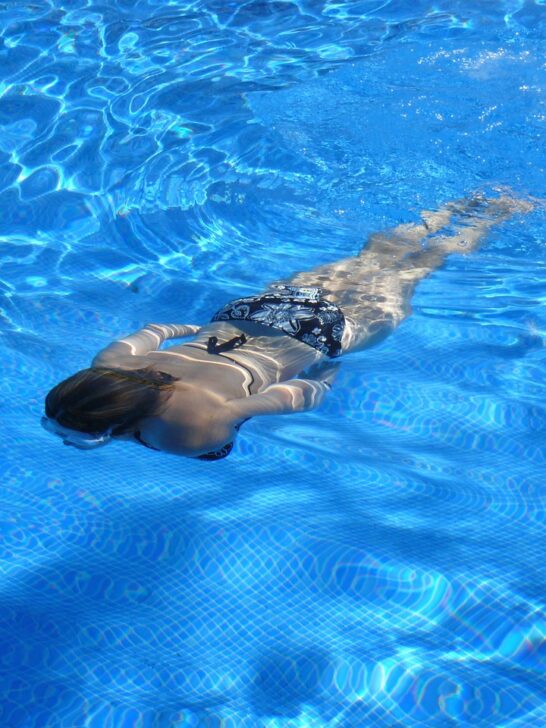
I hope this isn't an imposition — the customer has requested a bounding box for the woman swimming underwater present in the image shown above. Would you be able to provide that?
[43,194,531,460]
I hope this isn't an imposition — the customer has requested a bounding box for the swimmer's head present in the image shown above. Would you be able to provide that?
[43,366,177,448]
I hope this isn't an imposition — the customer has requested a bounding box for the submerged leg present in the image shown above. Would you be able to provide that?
[278,194,533,353]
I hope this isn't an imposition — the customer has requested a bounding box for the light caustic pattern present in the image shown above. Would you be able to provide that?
[1,0,546,726]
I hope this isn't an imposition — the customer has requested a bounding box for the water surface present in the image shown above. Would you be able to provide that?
[1,1,545,725]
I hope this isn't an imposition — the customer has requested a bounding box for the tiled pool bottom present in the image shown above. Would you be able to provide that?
[3,379,545,727]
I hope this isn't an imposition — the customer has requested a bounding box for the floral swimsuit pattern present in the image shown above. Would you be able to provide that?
[211,285,345,357]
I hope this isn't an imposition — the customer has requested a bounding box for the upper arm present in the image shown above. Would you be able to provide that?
[92,323,200,367]
[228,378,332,420]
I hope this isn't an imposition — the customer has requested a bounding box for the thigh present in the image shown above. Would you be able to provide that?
[273,254,410,353]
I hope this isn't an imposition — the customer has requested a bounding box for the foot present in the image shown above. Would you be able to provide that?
[447,191,534,223]
[485,193,534,218]
[426,192,533,256]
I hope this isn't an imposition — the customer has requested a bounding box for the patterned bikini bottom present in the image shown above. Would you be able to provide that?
[211,284,345,358]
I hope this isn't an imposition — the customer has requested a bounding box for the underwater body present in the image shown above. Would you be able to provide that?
[1,0,546,726]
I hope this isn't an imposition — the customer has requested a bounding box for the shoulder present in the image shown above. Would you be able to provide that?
[143,384,237,455]
[91,352,150,370]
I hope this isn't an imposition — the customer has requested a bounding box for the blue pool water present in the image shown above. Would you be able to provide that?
[1,0,545,725]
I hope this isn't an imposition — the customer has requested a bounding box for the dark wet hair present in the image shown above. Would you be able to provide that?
[44,366,178,437]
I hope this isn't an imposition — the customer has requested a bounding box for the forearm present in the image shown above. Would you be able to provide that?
[141,323,201,346]
[229,377,333,419]
[263,379,332,413]
[92,323,200,364]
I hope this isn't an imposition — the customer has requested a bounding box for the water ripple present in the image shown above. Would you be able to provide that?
[1,1,546,726]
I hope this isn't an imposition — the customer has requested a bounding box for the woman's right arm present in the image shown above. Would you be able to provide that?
[92,324,200,367]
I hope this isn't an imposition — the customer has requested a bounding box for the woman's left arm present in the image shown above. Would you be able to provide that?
[228,363,339,420]
[92,324,200,367]
[228,378,332,419]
